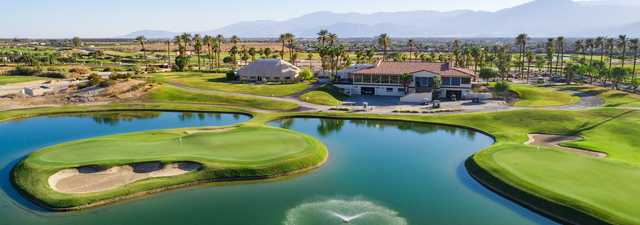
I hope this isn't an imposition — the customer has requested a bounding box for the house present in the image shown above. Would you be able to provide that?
[334,61,476,103]
[237,59,301,82]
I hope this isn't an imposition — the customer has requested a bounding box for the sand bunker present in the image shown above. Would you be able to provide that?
[48,162,202,194]
[525,134,607,158]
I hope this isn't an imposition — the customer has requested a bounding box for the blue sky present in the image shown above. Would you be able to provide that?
[1,0,573,38]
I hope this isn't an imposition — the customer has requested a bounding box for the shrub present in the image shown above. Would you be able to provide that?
[299,69,314,81]
[174,56,190,72]
[209,68,231,74]
[225,70,237,81]
[87,74,103,86]
[103,67,122,72]
[69,66,90,75]
[494,81,510,93]
[109,72,132,80]
[9,66,43,76]
[39,71,67,79]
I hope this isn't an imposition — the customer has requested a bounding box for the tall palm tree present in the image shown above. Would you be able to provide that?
[555,36,565,76]
[203,35,214,69]
[585,38,595,79]
[630,38,639,83]
[284,33,296,63]
[606,38,616,81]
[595,36,605,63]
[135,36,146,64]
[408,39,416,61]
[575,39,585,62]
[546,38,556,75]
[317,30,329,47]
[515,33,529,78]
[618,35,628,70]
[193,34,203,71]
[377,33,391,61]
[327,33,337,46]
[166,40,172,68]
[526,51,534,80]
[470,46,482,74]
[451,40,461,67]
[215,35,224,68]
[278,33,288,60]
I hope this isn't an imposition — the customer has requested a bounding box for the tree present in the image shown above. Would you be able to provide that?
[408,39,416,60]
[307,52,313,70]
[264,47,272,58]
[606,38,616,84]
[203,35,214,69]
[575,39,585,62]
[215,35,225,68]
[555,36,565,77]
[595,36,605,63]
[278,33,288,60]
[630,38,639,83]
[193,34,203,71]
[317,30,329,47]
[283,33,296,63]
[135,36,146,68]
[546,38,555,75]
[526,51,534,80]
[377,33,391,61]
[495,45,512,80]
[515,33,529,78]
[72,37,82,48]
[470,46,482,74]
[479,67,498,83]
[399,73,412,94]
[611,67,630,89]
[618,35,628,71]
[174,55,190,71]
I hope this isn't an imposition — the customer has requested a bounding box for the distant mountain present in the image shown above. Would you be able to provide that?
[120,30,179,39]
[122,0,640,38]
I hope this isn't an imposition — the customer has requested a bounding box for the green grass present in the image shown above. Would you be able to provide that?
[145,85,299,111]
[558,85,640,108]
[13,125,328,209]
[507,83,580,107]
[0,76,48,85]
[151,72,312,97]
[299,85,346,106]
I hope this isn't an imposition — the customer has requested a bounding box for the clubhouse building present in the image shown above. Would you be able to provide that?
[334,61,476,103]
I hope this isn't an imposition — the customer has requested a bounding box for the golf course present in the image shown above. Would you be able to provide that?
[12,124,328,210]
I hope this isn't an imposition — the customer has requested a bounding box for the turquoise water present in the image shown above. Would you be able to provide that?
[0,113,555,225]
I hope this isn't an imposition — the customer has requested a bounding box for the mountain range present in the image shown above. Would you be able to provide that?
[121,0,640,38]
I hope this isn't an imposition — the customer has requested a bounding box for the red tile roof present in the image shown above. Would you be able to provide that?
[351,61,476,77]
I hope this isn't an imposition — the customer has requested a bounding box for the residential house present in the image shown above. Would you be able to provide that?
[237,59,301,82]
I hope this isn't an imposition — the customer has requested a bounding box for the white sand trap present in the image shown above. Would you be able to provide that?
[48,162,202,194]
[525,134,607,158]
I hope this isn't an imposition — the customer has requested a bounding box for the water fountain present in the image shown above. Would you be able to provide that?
[283,198,407,225]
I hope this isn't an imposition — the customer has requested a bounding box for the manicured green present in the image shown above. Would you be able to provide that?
[145,85,299,111]
[13,125,328,209]
[508,83,580,107]
[151,72,311,97]
[0,76,48,85]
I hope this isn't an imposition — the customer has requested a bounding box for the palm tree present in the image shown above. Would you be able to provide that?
[327,33,337,46]
[166,40,172,68]
[278,33,287,60]
[193,34,203,71]
[284,33,296,63]
[231,35,240,48]
[307,52,313,70]
[618,35,628,70]
[248,47,257,61]
[135,36,146,69]
[408,39,416,60]
[526,51,534,80]
[470,47,482,74]
[606,38,616,83]
[377,33,391,61]
[630,38,639,83]
[585,38,595,79]
[575,39,585,62]
[555,36,565,76]
[215,35,224,68]
[317,30,329,46]
[546,38,555,75]
[595,36,605,63]
[203,35,213,69]
[515,33,529,78]
[399,73,412,94]
[451,40,461,67]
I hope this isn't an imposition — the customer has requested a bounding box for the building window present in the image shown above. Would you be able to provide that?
[442,77,451,86]
[386,88,393,92]
[274,77,280,80]
[451,77,461,86]
[462,78,471,84]
[398,88,405,92]
[285,77,290,80]
[250,76,256,80]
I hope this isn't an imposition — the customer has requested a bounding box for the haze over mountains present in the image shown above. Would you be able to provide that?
[122,0,640,38]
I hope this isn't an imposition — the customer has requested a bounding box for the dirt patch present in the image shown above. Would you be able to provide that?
[48,162,202,194]
[525,134,607,158]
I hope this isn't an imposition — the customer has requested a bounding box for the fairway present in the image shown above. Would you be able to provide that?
[0,76,48,85]
[13,125,328,209]
[152,72,312,97]
[508,83,580,107]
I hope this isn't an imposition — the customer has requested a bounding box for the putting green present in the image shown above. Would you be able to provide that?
[13,125,328,209]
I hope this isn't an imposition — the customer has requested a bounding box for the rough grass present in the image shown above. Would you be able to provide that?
[151,72,311,97]
[145,85,299,111]
[0,76,48,85]
[13,125,328,209]
[507,83,580,107]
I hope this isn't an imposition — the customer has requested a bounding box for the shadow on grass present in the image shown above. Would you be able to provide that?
[1,157,49,213]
